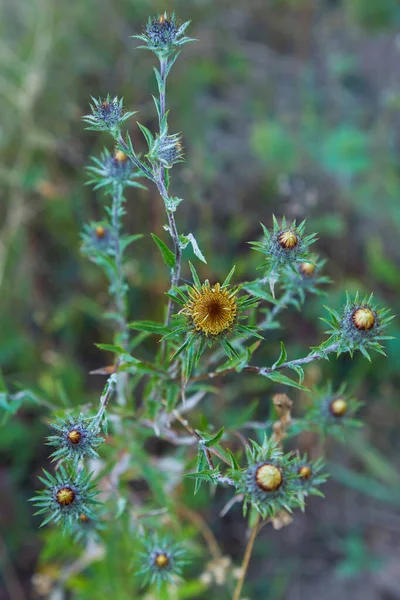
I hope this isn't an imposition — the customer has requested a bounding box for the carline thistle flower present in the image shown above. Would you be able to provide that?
[292,455,328,502]
[281,256,331,305]
[171,264,260,360]
[322,292,394,359]
[86,148,146,191]
[133,13,194,59]
[46,414,104,464]
[150,132,184,168]
[30,466,100,533]
[250,216,317,295]
[136,534,187,587]
[137,121,184,169]
[183,282,237,337]
[306,382,363,440]
[232,437,304,519]
[82,95,136,136]
[81,222,115,256]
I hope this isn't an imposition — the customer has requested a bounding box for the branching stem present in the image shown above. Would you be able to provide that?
[189,342,340,383]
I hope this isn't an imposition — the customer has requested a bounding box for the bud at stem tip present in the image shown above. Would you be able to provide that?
[255,463,283,492]
[352,308,375,331]
[330,398,348,417]
[154,553,169,568]
[56,487,75,506]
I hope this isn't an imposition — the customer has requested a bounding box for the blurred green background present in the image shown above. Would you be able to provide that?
[1,0,400,598]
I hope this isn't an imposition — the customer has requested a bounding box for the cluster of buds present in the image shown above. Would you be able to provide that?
[250,216,317,295]
[82,95,135,137]
[133,13,194,59]
[231,436,326,519]
[136,534,187,587]
[30,466,100,533]
[322,292,393,359]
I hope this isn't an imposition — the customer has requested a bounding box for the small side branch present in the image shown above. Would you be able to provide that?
[189,342,340,383]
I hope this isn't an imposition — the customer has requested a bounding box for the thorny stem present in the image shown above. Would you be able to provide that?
[111,185,129,405]
[188,342,340,383]
[232,513,261,600]
[93,368,119,429]
[260,289,295,327]
[111,184,129,347]
[156,174,182,327]
[116,135,154,181]
[172,409,235,486]
[157,57,182,330]
[159,57,167,121]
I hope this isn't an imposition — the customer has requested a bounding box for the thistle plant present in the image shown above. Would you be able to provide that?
[26,12,395,598]
[30,466,100,533]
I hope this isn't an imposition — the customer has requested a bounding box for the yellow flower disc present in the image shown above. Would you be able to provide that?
[182,282,237,337]
[56,487,75,506]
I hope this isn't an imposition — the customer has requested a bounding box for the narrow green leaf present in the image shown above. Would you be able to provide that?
[261,370,310,391]
[204,427,224,448]
[222,265,236,288]
[227,449,240,471]
[95,343,127,354]
[151,233,176,268]
[137,122,154,147]
[128,320,171,335]
[273,342,287,368]
[189,262,201,288]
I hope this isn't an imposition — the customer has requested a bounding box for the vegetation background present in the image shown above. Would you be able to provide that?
[1,0,400,598]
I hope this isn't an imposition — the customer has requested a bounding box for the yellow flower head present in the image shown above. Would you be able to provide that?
[181,281,238,338]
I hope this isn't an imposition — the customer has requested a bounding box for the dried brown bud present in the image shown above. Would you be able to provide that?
[255,463,283,492]
[298,465,312,480]
[299,261,315,277]
[330,397,348,417]
[67,429,81,444]
[352,307,375,331]
[154,552,169,569]
[272,393,293,415]
[278,230,298,249]
[56,487,75,506]
[271,509,293,530]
